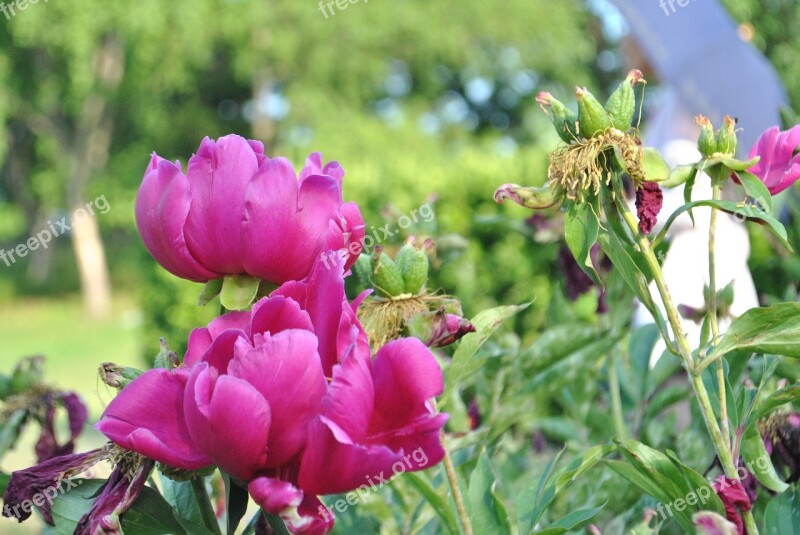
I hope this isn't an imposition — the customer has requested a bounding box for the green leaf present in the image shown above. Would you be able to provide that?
[49,479,187,535]
[597,231,672,347]
[655,199,792,251]
[553,445,612,494]
[706,303,800,360]
[0,409,27,458]
[404,472,459,535]
[735,170,773,214]
[223,474,249,535]
[468,452,510,535]
[565,200,602,287]
[683,166,698,224]
[748,383,800,429]
[440,303,528,407]
[516,448,564,534]
[662,164,695,189]
[741,426,789,493]
[642,148,670,182]
[159,475,214,535]
[703,155,760,173]
[535,503,605,534]
[764,487,800,534]
[220,274,261,311]
[197,278,223,306]
[611,440,723,533]
[628,324,661,402]
[0,471,9,495]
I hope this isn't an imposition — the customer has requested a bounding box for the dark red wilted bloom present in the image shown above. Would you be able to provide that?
[75,457,155,535]
[635,181,663,234]
[468,399,481,430]
[557,244,608,313]
[712,476,751,535]
[35,392,88,462]
[3,448,107,524]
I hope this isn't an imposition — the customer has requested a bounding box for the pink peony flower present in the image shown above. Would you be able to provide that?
[95,259,446,534]
[135,135,365,284]
[746,125,800,195]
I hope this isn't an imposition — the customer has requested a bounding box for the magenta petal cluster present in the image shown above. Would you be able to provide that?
[135,135,365,283]
[746,125,800,195]
[95,258,446,534]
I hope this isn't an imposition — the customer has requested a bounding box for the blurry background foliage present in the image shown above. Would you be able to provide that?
[0,0,796,358]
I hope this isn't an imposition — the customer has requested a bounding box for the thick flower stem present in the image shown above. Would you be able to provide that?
[611,184,759,535]
[441,432,473,535]
[191,476,222,535]
[708,183,731,449]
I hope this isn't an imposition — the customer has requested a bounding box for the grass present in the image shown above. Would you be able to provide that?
[0,294,142,533]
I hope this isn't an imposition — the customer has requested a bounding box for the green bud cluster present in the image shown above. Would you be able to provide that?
[695,115,738,157]
[354,240,432,298]
[537,69,645,142]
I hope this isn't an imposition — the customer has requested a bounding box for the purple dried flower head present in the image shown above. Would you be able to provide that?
[75,456,155,535]
[2,448,107,524]
[635,181,663,235]
[35,392,88,462]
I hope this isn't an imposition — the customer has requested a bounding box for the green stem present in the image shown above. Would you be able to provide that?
[708,184,730,449]
[191,476,222,535]
[611,181,759,534]
[441,432,473,535]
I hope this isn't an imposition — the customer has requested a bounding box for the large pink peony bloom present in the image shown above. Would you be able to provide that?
[95,259,446,534]
[745,125,800,195]
[135,134,365,283]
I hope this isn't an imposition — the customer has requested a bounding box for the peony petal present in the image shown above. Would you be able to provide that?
[248,476,303,515]
[368,339,447,468]
[184,135,261,273]
[96,369,211,470]
[275,257,367,376]
[197,329,248,372]
[184,328,213,366]
[298,417,401,496]
[228,330,326,467]
[249,296,314,337]
[135,155,218,281]
[184,364,270,480]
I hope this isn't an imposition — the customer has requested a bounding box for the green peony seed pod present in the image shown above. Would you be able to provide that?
[576,86,612,138]
[370,246,405,297]
[715,115,738,156]
[401,247,429,295]
[536,91,579,143]
[605,69,643,131]
[695,115,716,157]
